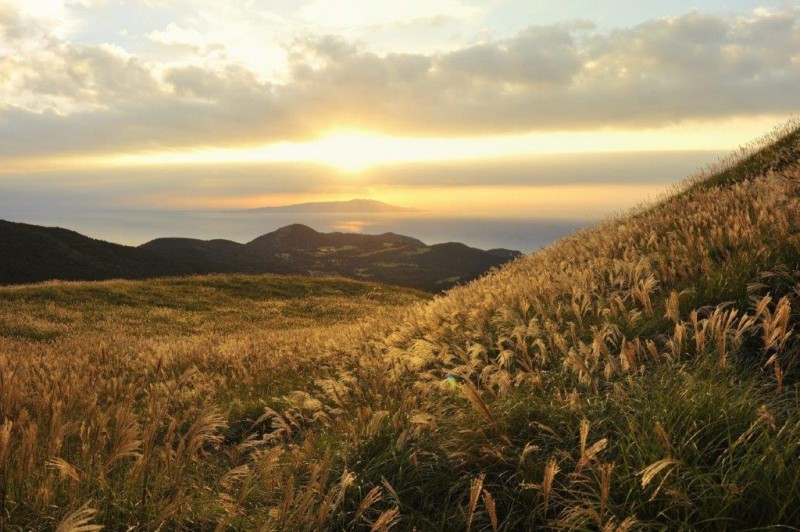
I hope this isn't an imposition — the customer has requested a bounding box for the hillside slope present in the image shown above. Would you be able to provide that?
[1,120,799,529]
[0,273,427,341]
[247,119,800,529]
[0,220,199,283]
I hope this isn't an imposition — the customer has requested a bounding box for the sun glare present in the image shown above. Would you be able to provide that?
[107,116,787,173]
[1,116,785,176]
[267,131,416,173]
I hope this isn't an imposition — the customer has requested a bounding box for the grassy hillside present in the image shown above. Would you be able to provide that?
[0,220,201,283]
[0,274,426,341]
[0,274,427,529]
[1,119,800,530]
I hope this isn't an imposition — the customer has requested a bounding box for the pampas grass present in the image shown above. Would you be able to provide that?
[1,119,799,528]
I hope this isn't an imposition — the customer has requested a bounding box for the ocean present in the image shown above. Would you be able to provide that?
[1,209,592,253]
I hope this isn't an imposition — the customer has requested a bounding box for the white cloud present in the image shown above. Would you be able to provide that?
[3,0,82,38]
[64,0,108,7]
[142,5,291,81]
[299,0,480,28]
[147,22,206,48]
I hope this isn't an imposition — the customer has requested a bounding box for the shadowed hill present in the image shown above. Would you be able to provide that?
[0,221,520,291]
[0,220,198,283]
[142,224,519,291]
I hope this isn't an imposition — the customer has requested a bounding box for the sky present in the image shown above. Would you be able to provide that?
[0,0,799,246]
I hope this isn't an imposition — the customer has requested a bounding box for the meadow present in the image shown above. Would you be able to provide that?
[0,275,427,529]
[1,119,800,530]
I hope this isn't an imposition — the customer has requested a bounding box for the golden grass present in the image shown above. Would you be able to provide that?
[0,275,426,528]
[2,118,800,529]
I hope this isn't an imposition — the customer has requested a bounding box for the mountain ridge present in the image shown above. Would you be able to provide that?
[0,220,521,291]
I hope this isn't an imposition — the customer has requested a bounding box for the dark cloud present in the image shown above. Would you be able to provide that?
[0,150,722,214]
[0,161,344,215]
[0,9,798,157]
[369,150,727,187]
[440,24,586,84]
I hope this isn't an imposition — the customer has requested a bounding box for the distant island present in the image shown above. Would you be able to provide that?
[244,199,417,214]
[0,220,520,292]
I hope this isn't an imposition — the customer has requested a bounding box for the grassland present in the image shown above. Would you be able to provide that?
[0,274,425,340]
[0,275,427,529]
[2,119,800,530]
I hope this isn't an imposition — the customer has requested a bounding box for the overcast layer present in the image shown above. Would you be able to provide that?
[0,1,798,160]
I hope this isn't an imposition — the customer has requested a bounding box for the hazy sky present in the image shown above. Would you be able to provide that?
[1,0,799,222]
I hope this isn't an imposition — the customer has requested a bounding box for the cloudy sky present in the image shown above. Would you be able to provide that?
[0,0,799,243]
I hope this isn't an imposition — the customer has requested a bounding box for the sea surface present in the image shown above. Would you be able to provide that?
[1,209,593,253]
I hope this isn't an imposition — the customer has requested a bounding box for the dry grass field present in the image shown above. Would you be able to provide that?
[0,275,427,529]
[2,119,800,530]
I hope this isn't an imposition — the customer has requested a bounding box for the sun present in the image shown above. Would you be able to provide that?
[266,131,403,173]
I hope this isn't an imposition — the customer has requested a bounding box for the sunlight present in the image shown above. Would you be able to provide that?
[267,131,421,172]
[0,115,785,176]
[105,130,437,173]
[99,115,784,174]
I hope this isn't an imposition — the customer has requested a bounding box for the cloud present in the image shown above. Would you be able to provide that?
[0,161,337,211]
[147,22,207,49]
[440,24,587,84]
[284,10,800,134]
[0,150,722,214]
[298,0,480,28]
[64,0,108,7]
[367,150,727,187]
[0,2,50,46]
[0,8,798,158]
[0,2,24,42]
[21,43,159,106]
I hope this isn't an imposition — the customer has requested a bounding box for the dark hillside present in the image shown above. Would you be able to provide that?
[0,220,193,283]
[1,221,519,291]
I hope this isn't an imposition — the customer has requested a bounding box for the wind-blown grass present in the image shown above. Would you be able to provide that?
[0,275,426,529]
[1,118,800,529]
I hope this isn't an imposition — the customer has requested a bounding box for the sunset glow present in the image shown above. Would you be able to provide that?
[102,116,783,174]
[1,0,798,241]
[2,115,785,178]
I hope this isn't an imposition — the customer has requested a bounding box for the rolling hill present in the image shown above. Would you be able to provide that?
[0,220,197,283]
[0,221,520,291]
[1,120,799,529]
[0,272,427,341]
